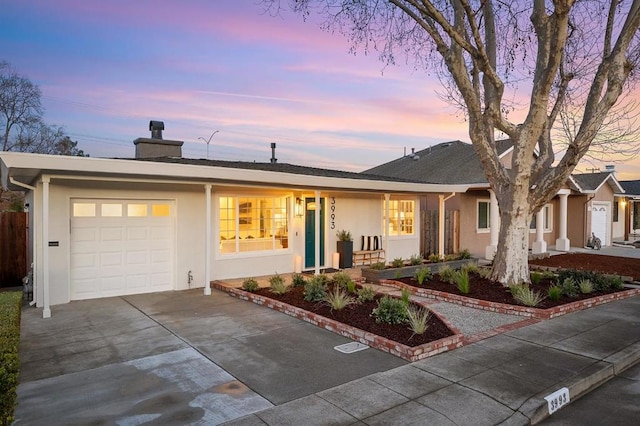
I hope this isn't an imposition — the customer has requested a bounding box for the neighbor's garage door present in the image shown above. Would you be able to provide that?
[591,203,610,246]
[70,199,175,300]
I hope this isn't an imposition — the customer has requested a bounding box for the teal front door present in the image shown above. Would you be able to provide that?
[304,198,325,268]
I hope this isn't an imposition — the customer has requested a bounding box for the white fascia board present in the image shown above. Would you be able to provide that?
[0,152,470,194]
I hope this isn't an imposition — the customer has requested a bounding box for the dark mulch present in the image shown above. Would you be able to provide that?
[253,285,455,347]
[395,273,626,310]
[529,252,640,281]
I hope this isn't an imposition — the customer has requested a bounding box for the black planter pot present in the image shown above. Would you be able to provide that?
[336,241,353,269]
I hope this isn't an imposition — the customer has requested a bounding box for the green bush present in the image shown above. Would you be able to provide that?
[332,271,352,289]
[269,274,289,295]
[530,271,543,285]
[1,292,22,426]
[291,273,306,288]
[462,262,479,275]
[428,253,442,263]
[346,280,357,294]
[391,257,405,268]
[304,275,328,302]
[371,296,408,325]
[356,286,376,303]
[559,277,579,298]
[370,262,386,270]
[323,287,356,311]
[438,265,456,283]
[510,284,545,307]
[578,279,594,294]
[414,267,432,285]
[454,269,470,294]
[242,278,259,292]
[406,305,432,335]
[409,254,423,266]
[401,288,411,306]
[547,285,562,301]
[444,253,458,262]
[556,269,623,293]
[457,249,472,260]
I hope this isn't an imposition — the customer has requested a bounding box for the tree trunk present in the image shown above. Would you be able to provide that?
[490,186,532,286]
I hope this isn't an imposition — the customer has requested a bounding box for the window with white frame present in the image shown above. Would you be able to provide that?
[387,199,415,236]
[219,196,289,253]
[477,200,490,232]
[529,204,553,231]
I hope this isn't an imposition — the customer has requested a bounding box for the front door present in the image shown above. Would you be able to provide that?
[304,198,325,268]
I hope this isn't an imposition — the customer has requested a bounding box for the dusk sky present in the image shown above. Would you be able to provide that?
[2,0,639,178]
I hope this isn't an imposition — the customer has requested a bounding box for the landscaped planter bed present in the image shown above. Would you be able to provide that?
[384,274,640,319]
[362,258,478,283]
[211,282,463,362]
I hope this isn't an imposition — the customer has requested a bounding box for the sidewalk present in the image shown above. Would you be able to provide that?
[224,293,640,425]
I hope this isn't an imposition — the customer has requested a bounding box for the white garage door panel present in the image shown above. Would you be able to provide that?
[591,204,610,246]
[70,199,175,300]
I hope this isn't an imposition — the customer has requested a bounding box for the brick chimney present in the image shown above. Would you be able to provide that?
[134,121,184,159]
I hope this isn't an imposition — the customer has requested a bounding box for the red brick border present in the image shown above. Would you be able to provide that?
[378,279,640,320]
[211,281,464,362]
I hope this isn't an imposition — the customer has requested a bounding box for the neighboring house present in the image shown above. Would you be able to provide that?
[615,180,640,241]
[0,122,473,316]
[365,140,623,259]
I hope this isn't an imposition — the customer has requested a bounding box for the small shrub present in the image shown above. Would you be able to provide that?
[547,285,562,301]
[371,296,408,325]
[428,253,442,263]
[454,269,470,294]
[395,270,402,279]
[269,274,289,295]
[401,288,411,306]
[356,286,376,303]
[370,262,386,270]
[304,275,328,302]
[608,275,624,290]
[409,254,423,266]
[530,271,543,285]
[406,305,432,335]
[332,271,352,289]
[578,279,594,294]
[462,262,479,275]
[242,278,259,292]
[477,267,492,279]
[414,267,432,285]
[444,253,457,262]
[510,284,545,307]
[391,257,405,268]
[559,277,578,298]
[323,287,356,311]
[0,292,22,426]
[438,265,456,283]
[291,273,306,288]
[346,280,357,294]
[457,249,472,260]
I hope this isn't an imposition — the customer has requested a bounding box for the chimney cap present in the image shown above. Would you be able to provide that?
[149,120,164,131]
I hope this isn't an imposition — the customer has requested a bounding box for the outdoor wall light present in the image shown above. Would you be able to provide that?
[295,197,303,217]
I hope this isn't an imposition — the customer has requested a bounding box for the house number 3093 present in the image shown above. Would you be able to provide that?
[330,197,336,230]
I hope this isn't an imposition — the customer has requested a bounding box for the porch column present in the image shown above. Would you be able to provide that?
[314,190,321,275]
[42,176,51,319]
[204,184,212,296]
[555,192,570,251]
[532,209,547,254]
[485,190,499,260]
[384,194,390,258]
[438,194,445,258]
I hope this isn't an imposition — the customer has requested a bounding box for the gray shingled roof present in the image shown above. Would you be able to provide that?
[128,157,423,184]
[363,140,513,184]
[571,172,614,192]
[620,180,640,196]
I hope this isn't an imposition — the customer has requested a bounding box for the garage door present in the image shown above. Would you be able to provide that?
[70,199,175,300]
[591,203,610,246]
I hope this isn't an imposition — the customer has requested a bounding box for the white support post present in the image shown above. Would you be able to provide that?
[314,191,321,275]
[384,194,390,258]
[204,184,212,296]
[485,190,499,260]
[555,193,571,251]
[532,209,547,254]
[42,177,51,319]
[438,194,445,258]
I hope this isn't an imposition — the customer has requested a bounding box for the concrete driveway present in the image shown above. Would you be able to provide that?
[15,288,405,425]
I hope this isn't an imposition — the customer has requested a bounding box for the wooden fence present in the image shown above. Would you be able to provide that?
[0,212,27,287]
[420,210,459,257]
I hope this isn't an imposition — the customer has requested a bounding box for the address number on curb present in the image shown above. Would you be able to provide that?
[544,387,570,415]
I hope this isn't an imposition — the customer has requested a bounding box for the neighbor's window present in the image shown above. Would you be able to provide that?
[477,200,490,231]
[387,200,415,236]
[219,196,289,253]
[529,204,553,231]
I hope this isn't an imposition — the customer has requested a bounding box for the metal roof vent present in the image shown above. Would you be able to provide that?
[270,142,277,163]
[149,120,164,139]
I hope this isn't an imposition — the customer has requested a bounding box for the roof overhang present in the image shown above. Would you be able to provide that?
[0,152,472,195]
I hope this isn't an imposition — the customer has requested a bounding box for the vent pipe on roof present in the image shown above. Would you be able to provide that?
[270,142,277,163]
[149,121,164,139]
[605,165,615,172]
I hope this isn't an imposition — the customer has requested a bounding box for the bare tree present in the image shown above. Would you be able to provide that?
[262,0,640,285]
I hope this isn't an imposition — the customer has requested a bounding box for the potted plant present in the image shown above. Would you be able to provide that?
[336,230,353,269]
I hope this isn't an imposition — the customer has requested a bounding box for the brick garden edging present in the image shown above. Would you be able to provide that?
[379,279,640,320]
[211,281,464,362]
